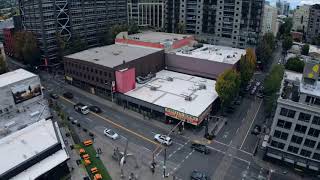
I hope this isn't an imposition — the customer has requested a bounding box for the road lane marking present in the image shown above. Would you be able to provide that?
[59,96,160,147]
[85,117,93,122]
[240,100,263,149]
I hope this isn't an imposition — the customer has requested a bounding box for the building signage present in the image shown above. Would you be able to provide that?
[65,76,73,81]
[165,108,198,125]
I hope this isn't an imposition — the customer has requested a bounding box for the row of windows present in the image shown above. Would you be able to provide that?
[66,62,112,78]
[273,141,320,160]
[280,108,320,125]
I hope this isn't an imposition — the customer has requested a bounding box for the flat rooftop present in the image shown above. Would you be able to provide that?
[171,44,245,64]
[0,99,51,138]
[127,31,192,44]
[65,44,161,68]
[125,70,218,117]
[0,119,68,177]
[0,69,36,88]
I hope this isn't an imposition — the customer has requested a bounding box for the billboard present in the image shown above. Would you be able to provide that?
[11,81,42,104]
[165,108,199,125]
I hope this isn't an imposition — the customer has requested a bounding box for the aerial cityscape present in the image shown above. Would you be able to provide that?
[0,0,320,180]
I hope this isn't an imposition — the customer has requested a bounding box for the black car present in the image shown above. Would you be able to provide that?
[190,170,209,180]
[251,125,262,135]
[191,143,210,154]
[89,106,102,113]
[50,93,59,99]
[63,92,74,99]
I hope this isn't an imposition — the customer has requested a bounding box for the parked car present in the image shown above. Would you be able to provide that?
[250,86,257,95]
[89,106,102,113]
[190,170,209,180]
[255,81,261,87]
[50,93,59,99]
[154,134,172,146]
[251,125,262,135]
[63,92,73,99]
[104,128,119,140]
[191,143,210,154]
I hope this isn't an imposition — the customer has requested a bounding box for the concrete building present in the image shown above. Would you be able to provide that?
[0,69,69,179]
[166,44,245,79]
[180,0,264,48]
[266,62,320,174]
[64,44,165,97]
[276,0,289,16]
[262,4,278,36]
[292,5,310,34]
[18,0,127,63]
[306,4,320,44]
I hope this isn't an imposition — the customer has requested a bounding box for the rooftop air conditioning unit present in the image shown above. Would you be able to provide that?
[150,86,158,91]
[185,96,192,101]
[167,77,173,81]
[199,84,206,90]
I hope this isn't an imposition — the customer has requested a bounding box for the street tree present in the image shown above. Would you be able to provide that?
[110,24,128,40]
[70,35,87,53]
[301,44,310,55]
[285,57,305,73]
[22,32,41,65]
[239,48,256,86]
[256,40,272,69]
[263,32,275,50]
[277,17,293,39]
[0,55,7,75]
[176,23,186,34]
[128,22,139,35]
[215,69,241,109]
[282,36,293,52]
[13,31,25,60]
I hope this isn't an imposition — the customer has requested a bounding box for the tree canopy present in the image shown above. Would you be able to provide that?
[0,55,7,75]
[277,17,293,39]
[282,35,293,52]
[301,44,310,56]
[256,33,273,69]
[285,57,305,73]
[239,48,256,86]
[215,69,241,108]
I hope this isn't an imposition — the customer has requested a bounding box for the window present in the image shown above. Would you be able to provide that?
[91,68,93,73]
[300,149,311,157]
[313,153,320,161]
[298,112,311,123]
[276,119,292,129]
[274,130,288,140]
[288,146,299,153]
[304,139,316,148]
[280,108,296,118]
[271,140,285,149]
[95,69,98,74]
[312,116,320,125]
[305,96,311,103]
[295,124,307,134]
[291,135,303,144]
[308,128,320,138]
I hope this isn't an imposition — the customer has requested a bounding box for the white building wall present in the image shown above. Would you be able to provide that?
[292,5,310,34]
[262,5,278,36]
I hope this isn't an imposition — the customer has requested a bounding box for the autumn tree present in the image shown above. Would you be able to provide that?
[176,23,186,34]
[239,48,256,86]
[215,69,241,109]
[13,31,25,60]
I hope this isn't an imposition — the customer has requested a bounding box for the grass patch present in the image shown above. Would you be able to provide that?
[77,144,112,180]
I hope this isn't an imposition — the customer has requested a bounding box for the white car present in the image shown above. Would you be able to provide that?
[104,128,119,140]
[154,134,172,146]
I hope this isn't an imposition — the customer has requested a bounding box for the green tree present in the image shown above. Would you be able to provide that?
[70,35,87,53]
[215,69,241,109]
[13,31,25,60]
[0,55,7,75]
[285,57,305,73]
[263,32,275,50]
[277,17,293,39]
[256,40,272,69]
[282,36,293,51]
[301,44,310,55]
[176,23,186,34]
[22,32,41,65]
[128,22,139,35]
[110,24,128,40]
[239,48,256,86]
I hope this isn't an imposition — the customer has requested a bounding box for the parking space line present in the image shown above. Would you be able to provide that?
[240,100,263,149]
[59,96,160,147]
[85,117,93,122]
[238,149,253,156]
[213,140,229,147]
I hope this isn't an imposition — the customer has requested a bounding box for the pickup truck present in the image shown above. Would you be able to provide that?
[74,103,89,115]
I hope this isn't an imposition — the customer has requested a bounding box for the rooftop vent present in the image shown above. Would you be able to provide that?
[185,96,192,101]
[167,77,173,81]
[112,51,122,56]
[93,58,99,61]
[150,86,158,91]
[199,84,206,90]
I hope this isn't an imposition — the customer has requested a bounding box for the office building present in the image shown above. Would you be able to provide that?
[18,0,127,63]
[276,0,289,16]
[306,4,320,44]
[266,61,320,173]
[262,4,278,36]
[180,0,264,48]
[292,5,310,34]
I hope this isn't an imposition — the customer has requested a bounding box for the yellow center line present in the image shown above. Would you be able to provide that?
[59,96,160,146]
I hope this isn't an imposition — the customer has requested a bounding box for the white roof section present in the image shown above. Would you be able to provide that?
[65,44,161,68]
[0,119,64,176]
[173,44,245,64]
[0,69,36,88]
[125,70,218,117]
[127,31,192,44]
[309,45,320,55]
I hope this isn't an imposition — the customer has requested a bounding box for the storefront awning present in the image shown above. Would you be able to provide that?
[284,158,294,164]
[267,153,282,160]
[297,162,307,167]
[309,165,319,171]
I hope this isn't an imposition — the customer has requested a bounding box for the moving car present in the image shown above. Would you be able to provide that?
[251,125,262,135]
[63,92,73,99]
[74,103,89,115]
[154,134,172,146]
[104,128,119,140]
[191,143,210,154]
[50,93,59,99]
[190,170,209,180]
[89,106,102,113]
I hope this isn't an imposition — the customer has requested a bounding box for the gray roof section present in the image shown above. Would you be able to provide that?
[65,44,162,68]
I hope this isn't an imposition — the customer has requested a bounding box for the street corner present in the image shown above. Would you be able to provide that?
[192,138,212,145]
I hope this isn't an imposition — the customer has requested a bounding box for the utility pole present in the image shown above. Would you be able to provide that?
[163,148,168,178]
[120,139,129,178]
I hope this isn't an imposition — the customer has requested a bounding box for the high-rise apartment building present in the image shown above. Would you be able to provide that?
[292,5,310,34]
[266,62,320,173]
[262,4,278,36]
[306,4,320,44]
[180,0,264,48]
[19,0,127,63]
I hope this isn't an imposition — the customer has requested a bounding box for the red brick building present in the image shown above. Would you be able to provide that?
[3,27,15,57]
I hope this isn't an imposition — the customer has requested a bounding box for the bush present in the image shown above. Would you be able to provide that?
[285,57,305,73]
[301,44,310,55]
